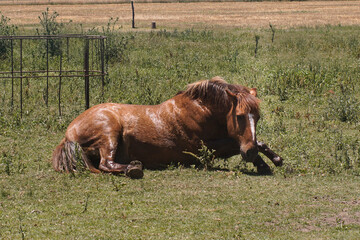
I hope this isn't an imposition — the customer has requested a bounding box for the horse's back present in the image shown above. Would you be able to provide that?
[65,103,125,144]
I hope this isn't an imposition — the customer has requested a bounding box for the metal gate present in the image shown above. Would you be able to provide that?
[0,34,106,117]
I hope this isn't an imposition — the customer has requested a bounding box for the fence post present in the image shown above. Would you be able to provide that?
[101,37,105,102]
[20,39,23,118]
[11,38,14,109]
[84,37,90,110]
[46,38,49,107]
[131,1,135,28]
[58,52,62,116]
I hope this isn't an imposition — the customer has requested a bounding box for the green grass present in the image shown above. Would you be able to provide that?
[1,159,360,239]
[1,19,360,238]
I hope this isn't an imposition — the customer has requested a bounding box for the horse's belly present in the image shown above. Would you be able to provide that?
[121,133,196,168]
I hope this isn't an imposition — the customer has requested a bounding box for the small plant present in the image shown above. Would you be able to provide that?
[36,8,64,56]
[1,151,12,175]
[184,141,216,170]
[18,215,25,240]
[110,175,126,191]
[0,11,17,58]
[327,83,359,123]
[331,131,360,173]
[82,193,90,213]
[95,17,129,64]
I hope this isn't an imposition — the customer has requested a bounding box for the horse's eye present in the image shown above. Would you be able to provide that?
[236,115,246,122]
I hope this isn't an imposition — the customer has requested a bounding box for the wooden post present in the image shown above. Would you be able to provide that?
[46,38,49,107]
[100,37,105,102]
[131,1,135,28]
[151,22,156,29]
[254,35,260,58]
[20,39,23,118]
[84,38,90,109]
[11,38,14,109]
[58,52,62,116]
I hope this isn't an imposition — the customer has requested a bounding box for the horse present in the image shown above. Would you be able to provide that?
[52,77,283,178]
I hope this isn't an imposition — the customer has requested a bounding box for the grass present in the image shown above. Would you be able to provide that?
[1,161,360,239]
[1,5,360,239]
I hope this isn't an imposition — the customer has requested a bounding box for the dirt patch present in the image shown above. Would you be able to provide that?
[299,198,360,232]
[1,1,360,29]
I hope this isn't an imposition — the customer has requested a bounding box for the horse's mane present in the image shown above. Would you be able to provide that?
[182,76,260,113]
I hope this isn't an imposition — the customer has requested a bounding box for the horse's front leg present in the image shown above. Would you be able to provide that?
[98,138,143,179]
[253,155,272,175]
[257,141,283,166]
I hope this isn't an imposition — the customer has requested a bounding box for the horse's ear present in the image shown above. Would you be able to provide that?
[250,88,257,97]
[226,89,243,115]
[225,89,237,101]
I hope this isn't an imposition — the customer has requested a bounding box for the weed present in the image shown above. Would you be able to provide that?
[82,193,90,213]
[184,141,216,170]
[0,11,17,58]
[18,215,25,240]
[87,17,129,64]
[326,83,359,123]
[331,131,360,173]
[1,189,10,198]
[36,8,64,56]
[110,174,126,191]
[1,151,12,175]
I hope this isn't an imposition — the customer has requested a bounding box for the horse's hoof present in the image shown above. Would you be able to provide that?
[129,160,143,167]
[257,165,272,175]
[126,161,144,179]
[126,167,144,179]
[273,156,283,166]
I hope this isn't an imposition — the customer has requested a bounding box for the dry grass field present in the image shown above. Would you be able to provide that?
[1,1,360,29]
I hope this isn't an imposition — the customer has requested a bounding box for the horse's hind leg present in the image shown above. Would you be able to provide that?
[98,137,143,178]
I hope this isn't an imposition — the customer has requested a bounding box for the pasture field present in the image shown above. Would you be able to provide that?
[1,1,360,29]
[1,2,360,239]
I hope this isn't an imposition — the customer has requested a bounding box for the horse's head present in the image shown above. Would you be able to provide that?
[226,88,260,163]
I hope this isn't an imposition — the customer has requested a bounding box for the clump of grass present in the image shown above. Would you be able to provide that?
[332,131,360,173]
[326,83,359,123]
[1,151,12,175]
[184,141,216,170]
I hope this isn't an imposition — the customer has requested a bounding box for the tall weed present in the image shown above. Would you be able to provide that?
[0,11,17,58]
[326,82,359,123]
[36,8,65,56]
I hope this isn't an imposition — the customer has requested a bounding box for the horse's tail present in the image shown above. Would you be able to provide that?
[52,138,86,172]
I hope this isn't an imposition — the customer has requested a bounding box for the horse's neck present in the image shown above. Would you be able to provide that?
[171,95,229,136]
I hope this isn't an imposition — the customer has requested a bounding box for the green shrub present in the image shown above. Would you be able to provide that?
[184,141,217,170]
[36,8,64,56]
[326,83,359,123]
[0,11,17,58]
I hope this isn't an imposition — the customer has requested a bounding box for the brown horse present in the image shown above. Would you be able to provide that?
[52,77,282,178]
